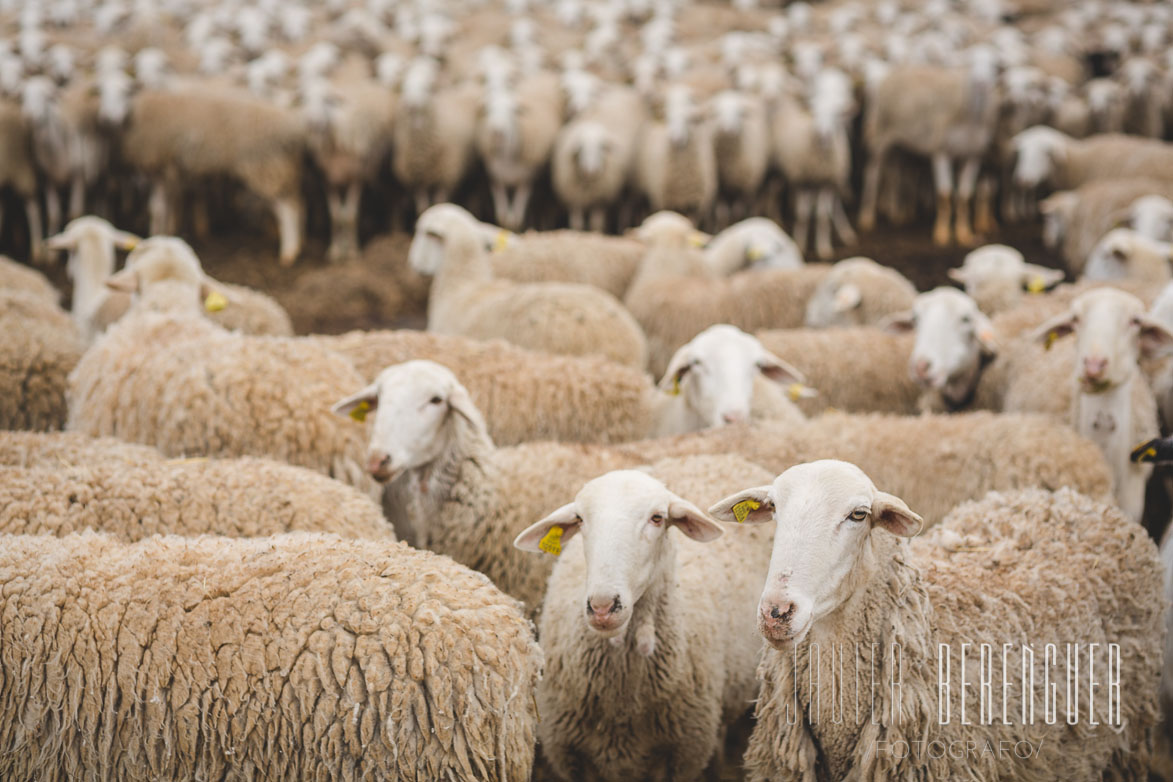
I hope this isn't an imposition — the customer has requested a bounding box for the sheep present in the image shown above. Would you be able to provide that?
[803,256,917,328]
[709,463,1162,781]
[550,119,629,233]
[329,351,807,593]
[0,98,43,259]
[409,203,649,368]
[0,457,393,541]
[1040,178,1173,276]
[0,430,162,470]
[946,244,1065,315]
[0,289,82,431]
[475,71,563,229]
[66,240,378,498]
[299,77,395,262]
[1012,127,1173,198]
[121,85,306,264]
[710,88,770,225]
[0,531,543,782]
[755,327,921,415]
[1128,194,1173,243]
[391,57,479,216]
[21,75,91,236]
[702,217,803,275]
[635,84,717,225]
[859,51,1000,246]
[0,254,57,302]
[1083,228,1173,287]
[513,455,775,782]
[490,227,646,299]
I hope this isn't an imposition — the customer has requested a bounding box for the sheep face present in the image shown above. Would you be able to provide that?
[332,360,485,484]
[1034,289,1173,394]
[1083,229,1160,282]
[947,245,1063,311]
[515,470,722,640]
[804,259,880,328]
[1039,191,1077,249]
[660,325,810,429]
[1130,196,1173,243]
[408,204,494,276]
[709,460,920,649]
[1011,126,1066,187]
[573,122,612,178]
[889,288,997,406]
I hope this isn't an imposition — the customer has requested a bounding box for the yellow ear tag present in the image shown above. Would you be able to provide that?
[204,291,228,312]
[688,232,707,248]
[493,229,510,253]
[1044,330,1057,351]
[670,375,682,396]
[746,245,765,262]
[731,499,761,524]
[349,400,370,423]
[538,525,564,556]
[1026,276,1047,294]
[124,239,137,250]
[787,383,806,402]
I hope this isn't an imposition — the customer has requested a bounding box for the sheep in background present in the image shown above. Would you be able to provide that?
[1012,127,1173,203]
[711,464,1162,781]
[636,84,717,226]
[1128,194,1173,243]
[44,216,139,342]
[702,216,803,275]
[475,71,563,230]
[0,99,42,260]
[859,48,1000,246]
[410,204,648,368]
[551,119,628,232]
[391,57,479,217]
[710,88,770,225]
[299,77,395,262]
[804,256,917,329]
[0,531,543,782]
[947,243,1064,315]
[1083,228,1173,287]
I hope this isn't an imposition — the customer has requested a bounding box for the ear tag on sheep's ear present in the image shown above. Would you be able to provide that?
[124,239,137,250]
[1131,439,1160,463]
[493,229,510,253]
[204,291,228,312]
[538,525,564,556]
[670,375,682,396]
[787,383,808,402]
[688,231,707,248]
[1044,330,1058,351]
[1026,276,1047,294]
[746,245,765,262]
[731,499,761,524]
[349,400,371,423]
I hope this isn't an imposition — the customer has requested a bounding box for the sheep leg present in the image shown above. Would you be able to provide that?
[793,189,814,253]
[815,188,835,260]
[45,187,62,236]
[68,174,85,221]
[327,183,361,263]
[954,157,980,247]
[589,207,607,233]
[714,199,731,231]
[975,174,998,237]
[831,194,858,246]
[931,153,954,246]
[24,198,44,263]
[858,146,884,232]
[149,180,170,236]
[490,181,514,229]
[510,182,532,230]
[272,196,303,266]
[569,207,585,232]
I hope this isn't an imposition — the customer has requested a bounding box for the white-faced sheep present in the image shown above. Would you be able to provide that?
[514,455,774,782]
[803,256,917,328]
[1083,228,1173,287]
[410,203,648,368]
[0,531,542,782]
[551,119,629,233]
[121,84,306,264]
[947,243,1065,315]
[636,84,717,224]
[0,457,394,541]
[1012,127,1173,199]
[1128,194,1173,242]
[710,462,1162,781]
[710,88,770,225]
[66,240,377,498]
[702,217,803,275]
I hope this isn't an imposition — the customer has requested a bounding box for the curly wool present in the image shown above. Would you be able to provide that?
[0,430,162,469]
[746,488,1163,781]
[0,457,393,540]
[490,232,645,299]
[0,531,542,782]
[0,290,82,431]
[95,280,294,337]
[0,255,59,302]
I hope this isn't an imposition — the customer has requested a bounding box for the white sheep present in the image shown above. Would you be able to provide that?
[1083,228,1173,287]
[947,244,1065,315]
[636,84,717,225]
[710,88,770,225]
[1012,126,1173,196]
[410,203,648,368]
[0,530,543,781]
[514,456,774,781]
[44,216,139,342]
[1128,194,1173,242]
[550,119,629,232]
[803,256,917,329]
[710,462,1162,781]
[702,216,803,275]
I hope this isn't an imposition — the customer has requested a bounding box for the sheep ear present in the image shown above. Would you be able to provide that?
[447,382,487,431]
[833,283,861,312]
[1032,310,1077,350]
[709,486,774,525]
[1020,265,1064,292]
[659,345,694,394]
[1135,315,1173,359]
[112,230,141,250]
[872,491,922,537]
[757,351,811,393]
[104,267,138,293]
[45,232,75,251]
[947,267,969,285]
[331,384,379,419]
[879,310,915,333]
[667,497,724,542]
[514,503,582,554]
[974,312,999,357]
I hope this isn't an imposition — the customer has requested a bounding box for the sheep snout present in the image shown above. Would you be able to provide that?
[367,450,396,482]
[585,594,625,632]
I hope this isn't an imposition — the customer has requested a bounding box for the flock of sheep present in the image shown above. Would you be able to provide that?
[4,0,1173,780]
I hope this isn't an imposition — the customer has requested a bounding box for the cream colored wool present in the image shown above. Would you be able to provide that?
[0,531,542,782]
[490,231,645,299]
[0,457,393,540]
[0,255,58,302]
[0,431,161,469]
[534,455,775,782]
[96,279,294,337]
[745,488,1163,781]
[0,290,82,431]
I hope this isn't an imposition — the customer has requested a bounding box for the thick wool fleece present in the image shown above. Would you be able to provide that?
[0,531,542,782]
[745,488,1163,781]
[0,290,82,431]
[0,457,393,540]
[0,431,163,469]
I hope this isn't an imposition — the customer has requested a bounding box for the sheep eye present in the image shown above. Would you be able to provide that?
[649,513,665,525]
[429,396,443,405]
[847,508,868,522]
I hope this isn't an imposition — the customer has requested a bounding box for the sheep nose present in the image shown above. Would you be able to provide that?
[722,410,746,425]
[586,595,620,617]
[367,450,393,481]
[913,358,931,381]
[1083,356,1108,380]
[760,601,795,631]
